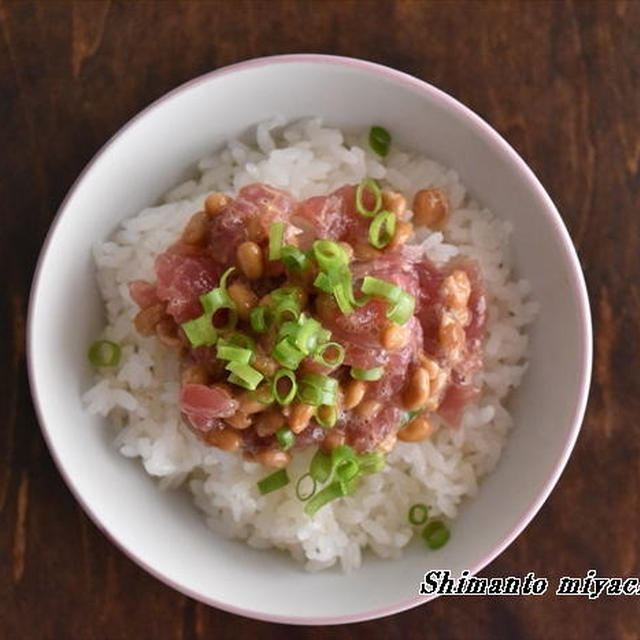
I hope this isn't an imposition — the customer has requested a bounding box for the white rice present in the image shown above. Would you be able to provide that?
[83,118,538,572]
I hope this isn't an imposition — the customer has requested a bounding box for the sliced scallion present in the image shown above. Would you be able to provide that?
[361,276,403,302]
[358,451,386,475]
[316,404,337,428]
[293,316,323,353]
[87,340,121,367]
[272,369,298,405]
[304,481,348,516]
[275,426,295,451]
[297,373,339,406]
[295,473,317,501]
[250,306,268,333]
[335,457,359,482]
[313,342,345,368]
[386,292,416,325]
[408,503,429,526]
[422,520,450,549]
[309,449,332,483]
[281,245,310,271]
[368,126,391,157]
[368,210,396,249]
[225,362,264,390]
[268,221,285,260]
[272,338,306,370]
[216,341,252,364]
[257,468,289,495]
[250,383,275,406]
[312,240,349,271]
[355,178,382,218]
[180,314,217,347]
[361,276,415,325]
[350,366,384,381]
[225,332,255,350]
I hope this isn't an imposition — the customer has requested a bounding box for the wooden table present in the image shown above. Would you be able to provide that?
[2,1,637,637]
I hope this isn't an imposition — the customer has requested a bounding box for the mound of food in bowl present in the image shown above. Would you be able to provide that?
[83,118,537,571]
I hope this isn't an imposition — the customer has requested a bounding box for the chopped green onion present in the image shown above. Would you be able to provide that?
[257,468,289,495]
[198,284,238,331]
[225,332,255,350]
[295,473,317,501]
[281,245,310,271]
[216,341,252,364]
[316,404,337,428]
[350,366,384,381]
[304,480,349,516]
[271,286,303,302]
[309,449,332,483]
[250,306,268,333]
[313,342,345,368]
[275,426,295,451]
[272,369,298,405]
[335,456,359,482]
[357,451,386,474]
[220,266,235,289]
[268,221,285,260]
[361,276,415,325]
[408,503,429,526]
[313,272,333,293]
[180,314,217,347]
[368,126,391,157]
[402,409,421,425]
[87,340,121,367]
[422,520,450,549]
[272,298,301,324]
[312,240,350,270]
[361,276,402,302]
[199,287,230,313]
[250,383,275,406]
[332,276,355,314]
[368,210,396,249]
[387,292,415,325]
[297,373,339,406]
[355,178,382,218]
[225,362,264,390]
[293,316,323,353]
[272,338,306,370]
[331,444,357,466]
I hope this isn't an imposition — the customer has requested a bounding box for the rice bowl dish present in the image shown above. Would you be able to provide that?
[83,117,537,572]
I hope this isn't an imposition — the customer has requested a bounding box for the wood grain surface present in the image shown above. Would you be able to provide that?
[1,1,638,637]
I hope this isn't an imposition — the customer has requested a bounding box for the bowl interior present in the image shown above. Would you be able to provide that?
[28,56,591,624]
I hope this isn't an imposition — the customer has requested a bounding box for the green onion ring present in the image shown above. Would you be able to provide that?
[295,473,317,501]
[87,340,121,367]
[355,178,382,218]
[421,520,451,550]
[272,369,298,405]
[368,210,396,249]
[315,405,337,428]
[313,342,345,368]
[408,503,429,526]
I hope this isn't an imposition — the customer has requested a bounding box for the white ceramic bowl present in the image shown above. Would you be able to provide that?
[28,55,591,624]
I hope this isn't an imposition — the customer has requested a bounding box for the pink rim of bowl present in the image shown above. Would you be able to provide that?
[27,54,592,625]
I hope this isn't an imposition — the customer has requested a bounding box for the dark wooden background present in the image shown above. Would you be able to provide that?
[2,0,638,637]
